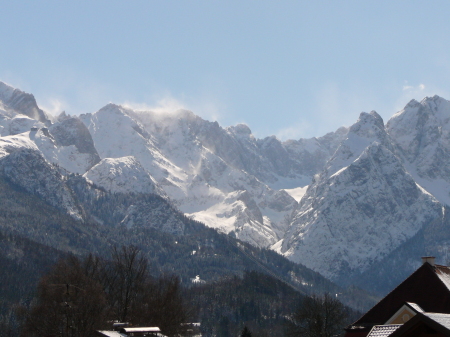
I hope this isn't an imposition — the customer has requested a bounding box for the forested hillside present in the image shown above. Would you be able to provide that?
[0,170,374,336]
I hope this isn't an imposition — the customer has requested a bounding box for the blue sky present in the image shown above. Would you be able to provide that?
[2,1,450,139]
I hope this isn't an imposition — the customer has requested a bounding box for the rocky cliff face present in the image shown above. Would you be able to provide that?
[50,114,101,169]
[0,81,51,126]
[0,147,82,220]
[387,96,450,205]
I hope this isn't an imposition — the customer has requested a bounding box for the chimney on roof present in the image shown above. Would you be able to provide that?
[421,256,436,266]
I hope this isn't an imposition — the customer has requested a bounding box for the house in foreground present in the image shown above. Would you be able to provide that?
[345,257,450,337]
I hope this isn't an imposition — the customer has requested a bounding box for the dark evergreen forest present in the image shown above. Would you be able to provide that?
[0,174,372,336]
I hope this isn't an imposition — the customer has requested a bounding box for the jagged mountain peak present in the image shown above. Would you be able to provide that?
[387,94,450,205]
[388,95,450,128]
[0,81,16,102]
[420,94,447,105]
[347,110,386,145]
[0,81,51,124]
[84,103,153,143]
[350,110,385,136]
[324,109,391,178]
[421,95,450,119]
[390,95,450,127]
[55,110,71,122]
[399,95,449,114]
[96,103,129,115]
[227,123,253,137]
[387,94,450,155]
[405,98,421,109]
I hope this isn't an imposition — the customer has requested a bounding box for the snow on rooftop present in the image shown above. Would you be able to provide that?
[406,302,424,313]
[366,324,401,337]
[97,331,127,337]
[435,265,450,291]
[423,312,450,330]
[121,327,161,332]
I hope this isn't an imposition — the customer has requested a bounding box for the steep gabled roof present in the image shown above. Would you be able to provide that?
[405,302,424,313]
[385,302,423,325]
[423,313,450,330]
[349,263,450,329]
[389,312,450,336]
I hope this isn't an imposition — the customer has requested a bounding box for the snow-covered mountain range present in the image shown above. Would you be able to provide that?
[1,80,449,285]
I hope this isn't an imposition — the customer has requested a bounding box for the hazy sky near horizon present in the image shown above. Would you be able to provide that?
[2,1,450,139]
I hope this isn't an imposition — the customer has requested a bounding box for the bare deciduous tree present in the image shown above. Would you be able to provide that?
[19,256,108,337]
[286,293,348,337]
[135,274,188,336]
[105,246,148,323]
[19,247,189,337]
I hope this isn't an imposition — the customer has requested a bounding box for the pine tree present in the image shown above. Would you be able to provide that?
[241,326,252,337]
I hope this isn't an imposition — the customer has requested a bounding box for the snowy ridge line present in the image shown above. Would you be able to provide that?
[2,80,450,287]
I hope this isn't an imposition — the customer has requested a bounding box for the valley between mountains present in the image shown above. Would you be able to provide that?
[1,80,449,294]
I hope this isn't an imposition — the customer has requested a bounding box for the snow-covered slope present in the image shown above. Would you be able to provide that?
[0,131,39,157]
[279,111,443,281]
[0,115,45,136]
[81,105,308,247]
[84,156,159,195]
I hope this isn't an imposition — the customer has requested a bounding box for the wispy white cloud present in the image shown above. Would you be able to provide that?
[122,91,224,123]
[272,81,353,140]
[402,81,426,94]
[192,98,223,122]
[39,97,67,117]
[276,121,313,140]
[122,95,186,114]
[308,81,380,137]
[394,81,450,113]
